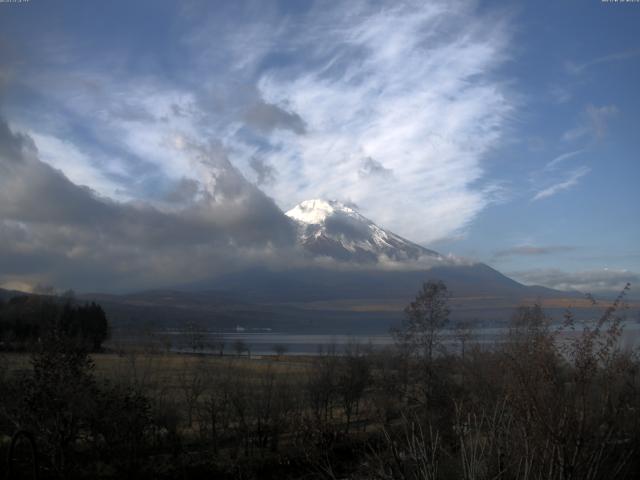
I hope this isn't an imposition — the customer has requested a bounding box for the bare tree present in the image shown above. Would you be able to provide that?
[393,280,450,361]
[366,416,441,480]
[337,342,371,433]
[177,357,208,427]
[454,320,474,361]
[199,363,234,453]
[272,343,287,358]
[498,286,638,480]
[185,321,206,352]
[233,339,248,357]
[211,331,225,356]
[306,349,339,431]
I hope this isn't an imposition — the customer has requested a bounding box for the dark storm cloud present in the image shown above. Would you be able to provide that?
[249,157,276,185]
[0,119,36,165]
[0,118,298,291]
[164,177,200,204]
[0,119,116,225]
[243,99,307,135]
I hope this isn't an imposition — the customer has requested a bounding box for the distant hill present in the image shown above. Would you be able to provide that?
[80,200,589,333]
[3,200,633,335]
[192,264,565,303]
[84,263,583,334]
[0,288,29,301]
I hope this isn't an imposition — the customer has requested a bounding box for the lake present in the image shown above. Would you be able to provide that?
[162,323,640,356]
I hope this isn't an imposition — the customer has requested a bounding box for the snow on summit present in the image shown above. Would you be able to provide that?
[285,199,442,264]
[286,199,361,225]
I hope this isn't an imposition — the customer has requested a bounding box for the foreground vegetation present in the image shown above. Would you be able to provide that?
[1,283,639,479]
[0,294,108,353]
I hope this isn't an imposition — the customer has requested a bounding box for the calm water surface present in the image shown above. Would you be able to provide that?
[166,324,640,356]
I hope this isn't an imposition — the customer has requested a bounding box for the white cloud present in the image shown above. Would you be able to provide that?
[8,0,514,246]
[252,1,513,243]
[585,104,618,139]
[511,268,638,295]
[27,131,126,199]
[565,48,640,75]
[532,166,590,201]
[562,104,618,142]
[544,148,586,171]
[494,245,577,259]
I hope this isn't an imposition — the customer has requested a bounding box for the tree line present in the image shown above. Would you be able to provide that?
[0,281,638,479]
[0,294,109,352]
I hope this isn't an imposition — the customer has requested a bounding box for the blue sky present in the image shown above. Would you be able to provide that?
[0,0,638,294]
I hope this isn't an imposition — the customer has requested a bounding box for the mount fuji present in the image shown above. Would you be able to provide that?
[83,199,580,333]
[180,199,569,307]
[285,199,440,263]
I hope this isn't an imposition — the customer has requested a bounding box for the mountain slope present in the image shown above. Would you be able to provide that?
[189,199,573,306]
[286,199,440,263]
[88,200,585,332]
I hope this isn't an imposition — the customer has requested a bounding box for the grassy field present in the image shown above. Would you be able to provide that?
[2,350,312,384]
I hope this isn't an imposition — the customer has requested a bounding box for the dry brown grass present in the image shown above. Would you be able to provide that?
[2,351,311,384]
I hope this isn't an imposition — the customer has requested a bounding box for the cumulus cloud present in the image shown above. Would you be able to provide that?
[3,0,514,247]
[511,268,638,295]
[0,0,520,290]
[0,118,298,292]
[249,157,277,185]
[164,177,201,205]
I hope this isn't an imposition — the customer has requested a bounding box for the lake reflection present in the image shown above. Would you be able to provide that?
[166,324,640,356]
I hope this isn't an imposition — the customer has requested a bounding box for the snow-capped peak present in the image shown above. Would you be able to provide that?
[285,199,441,264]
[285,199,359,225]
